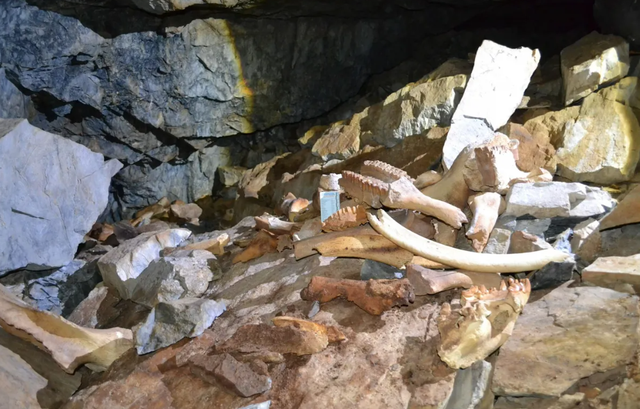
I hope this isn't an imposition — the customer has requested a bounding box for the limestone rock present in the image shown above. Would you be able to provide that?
[499,122,556,173]
[67,284,116,328]
[618,378,640,409]
[523,106,580,148]
[98,229,192,299]
[135,297,226,354]
[169,202,202,224]
[444,360,492,409]
[0,260,101,316]
[443,40,540,169]
[483,228,511,255]
[218,166,247,188]
[0,343,47,409]
[508,231,552,254]
[311,116,362,161]
[0,119,122,275]
[582,254,640,293]
[504,182,614,219]
[190,353,272,398]
[492,286,639,397]
[561,31,630,105]
[131,254,218,308]
[555,86,640,184]
[599,184,640,231]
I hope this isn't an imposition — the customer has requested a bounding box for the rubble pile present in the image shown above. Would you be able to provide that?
[2,32,640,409]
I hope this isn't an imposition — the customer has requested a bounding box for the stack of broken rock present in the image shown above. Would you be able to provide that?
[3,32,640,409]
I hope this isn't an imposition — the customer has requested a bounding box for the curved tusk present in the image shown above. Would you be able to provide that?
[367,209,571,273]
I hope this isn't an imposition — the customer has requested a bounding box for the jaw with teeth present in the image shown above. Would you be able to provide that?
[437,278,531,369]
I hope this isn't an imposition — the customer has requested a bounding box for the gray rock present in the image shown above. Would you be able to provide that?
[504,182,614,219]
[0,259,101,316]
[131,254,219,308]
[98,229,192,299]
[0,68,31,119]
[529,261,575,290]
[442,40,540,169]
[0,119,121,275]
[445,360,492,409]
[482,228,511,255]
[360,260,404,281]
[134,297,226,354]
[0,343,48,409]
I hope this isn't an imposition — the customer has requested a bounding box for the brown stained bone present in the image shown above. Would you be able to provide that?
[232,230,278,264]
[88,223,115,242]
[277,234,294,252]
[165,232,230,256]
[254,215,303,235]
[463,134,552,194]
[421,145,474,210]
[361,160,414,183]
[340,170,468,228]
[131,197,171,227]
[312,234,417,268]
[0,285,133,374]
[321,205,369,232]
[300,276,415,315]
[414,170,443,189]
[437,278,531,369]
[218,323,329,356]
[279,192,317,222]
[271,316,346,343]
[466,192,504,252]
[406,264,473,295]
[294,225,377,259]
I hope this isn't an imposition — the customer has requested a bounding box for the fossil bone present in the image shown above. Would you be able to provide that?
[463,134,552,194]
[340,170,467,228]
[421,145,474,210]
[321,205,369,232]
[466,192,505,252]
[437,278,531,369]
[254,215,303,235]
[312,234,417,268]
[300,276,415,315]
[165,233,230,256]
[271,316,346,343]
[414,170,442,190]
[0,285,133,373]
[361,160,414,184]
[367,209,570,273]
[232,230,278,264]
[406,264,473,295]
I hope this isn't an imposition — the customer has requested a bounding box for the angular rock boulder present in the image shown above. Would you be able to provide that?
[98,229,191,299]
[0,119,122,275]
[561,31,629,105]
[442,40,540,169]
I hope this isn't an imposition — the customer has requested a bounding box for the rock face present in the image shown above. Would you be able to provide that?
[98,229,192,299]
[554,80,640,184]
[135,297,226,354]
[0,343,48,409]
[0,119,122,275]
[582,254,640,293]
[492,286,639,397]
[560,31,630,105]
[442,41,540,169]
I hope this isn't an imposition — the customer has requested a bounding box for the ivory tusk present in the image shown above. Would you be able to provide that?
[367,209,571,273]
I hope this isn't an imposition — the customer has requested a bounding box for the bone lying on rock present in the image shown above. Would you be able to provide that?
[414,170,442,189]
[368,209,571,273]
[271,316,346,343]
[466,192,504,252]
[165,233,230,256]
[406,264,473,294]
[254,215,303,235]
[232,230,278,264]
[300,276,415,315]
[438,278,531,369]
[463,134,552,194]
[421,145,474,210]
[361,160,415,184]
[0,285,133,373]
[321,205,369,232]
[340,169,467,228]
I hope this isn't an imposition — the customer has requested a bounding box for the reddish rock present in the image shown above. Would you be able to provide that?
[190,353,272,397]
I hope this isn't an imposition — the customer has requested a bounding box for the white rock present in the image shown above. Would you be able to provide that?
[131,254,219,307]
[0,119,122,275]
[98,229,191,299]
[443,40,540,169]
[561,31,630,105]
[0,343,47,409]
[445,360,492,409]
[504,182,614,219]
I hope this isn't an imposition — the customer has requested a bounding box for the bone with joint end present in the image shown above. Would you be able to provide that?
[321,205,368,232]
[466,192,503,252]
[367,209,570,273]
[406,264,473,295]
[361,160,414,183]
[313,234,415,268]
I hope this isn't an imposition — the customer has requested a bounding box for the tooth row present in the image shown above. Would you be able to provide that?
[321,205,369,232]
[361,160,414,184]
[340,171,388,204]
[462,278,531,299]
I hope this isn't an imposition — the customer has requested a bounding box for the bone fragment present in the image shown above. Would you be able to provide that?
[438,278,531,369]
[0,285,133,374]
[414,170,442,189]
[340,170,467,228]
[321,205,369,232]
[406,264,473,295]
[421,145,473,210]
[232,230,278,264]
[271,316,345,343]
[166,233,229,256]
[300,276,415,315]
[254,215,303,235]
[312,234,416,268]
[361,160,414,183]
[466,192,504,252]
[367,209,570,273]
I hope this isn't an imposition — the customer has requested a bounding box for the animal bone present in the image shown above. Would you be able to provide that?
[0,285,133,374]
[367,209,571,273]
[312,234,417,268]
[437,278,531,369]
[232,230,278,264]
[463,134,552,194]
[466,192,504,252]
[340,170,467,228]
[254,215,303,235]
[300,276,415,315]
[131,197,171,227]
[414,170,442,189]
[406,264,473,295]
[278,193,316,222]
[292,218,323,241]
[166,233,230,256]
[433,220,457,247]
[361,160,414,184]
[321,205,369,232]
[271,316,345,343]
[421,145,474,210]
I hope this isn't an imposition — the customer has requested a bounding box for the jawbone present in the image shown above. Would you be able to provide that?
[437,278,531,369]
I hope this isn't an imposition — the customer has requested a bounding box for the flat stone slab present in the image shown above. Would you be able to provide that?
[582,254,640,293]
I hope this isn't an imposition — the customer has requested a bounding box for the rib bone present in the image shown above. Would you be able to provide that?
[340,170,467,228]
[367,209,570,273]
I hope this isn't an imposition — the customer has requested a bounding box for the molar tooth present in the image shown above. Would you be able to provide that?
[500,281,507,291]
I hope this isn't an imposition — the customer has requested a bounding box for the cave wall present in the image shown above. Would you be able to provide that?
[0,0,624,220]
